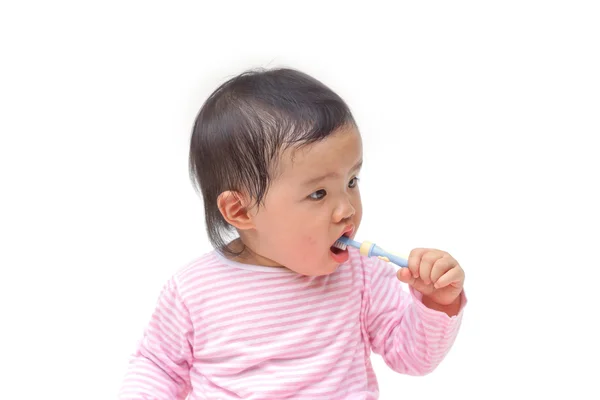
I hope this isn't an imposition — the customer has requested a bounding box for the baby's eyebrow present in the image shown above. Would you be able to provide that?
[302,160,363,186]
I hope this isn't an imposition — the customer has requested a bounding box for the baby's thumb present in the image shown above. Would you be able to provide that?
[396,268,415,285]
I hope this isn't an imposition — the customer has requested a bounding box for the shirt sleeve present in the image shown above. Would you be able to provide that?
[364,256,467,376]
[118,277,193,399]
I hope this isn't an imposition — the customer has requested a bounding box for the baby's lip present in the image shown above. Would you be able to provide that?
[342,224,355,238]
[332,224,354,246]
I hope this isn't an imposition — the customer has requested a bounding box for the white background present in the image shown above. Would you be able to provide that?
[1,1,599,399]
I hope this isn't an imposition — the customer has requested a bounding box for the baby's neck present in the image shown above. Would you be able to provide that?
[225,238,284,268]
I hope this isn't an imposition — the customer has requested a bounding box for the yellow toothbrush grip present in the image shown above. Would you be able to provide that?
[359,241,373,257]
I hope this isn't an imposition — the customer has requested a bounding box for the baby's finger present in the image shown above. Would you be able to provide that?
[396,267,415,285]
[397,268,433,294]
[434,265,465,289]
[419,251,444,285]
[407,248,428,279]
[430,255,456,285]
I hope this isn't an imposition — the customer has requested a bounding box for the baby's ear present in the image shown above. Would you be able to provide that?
[217,191,255,230]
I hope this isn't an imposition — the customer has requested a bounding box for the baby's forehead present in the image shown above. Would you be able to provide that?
[275,130,363,178]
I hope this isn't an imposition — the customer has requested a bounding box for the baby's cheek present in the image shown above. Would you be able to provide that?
[296,234,319,258]
[301,234,318,247]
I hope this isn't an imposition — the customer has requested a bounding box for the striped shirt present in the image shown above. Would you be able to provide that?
[119,247,466,399]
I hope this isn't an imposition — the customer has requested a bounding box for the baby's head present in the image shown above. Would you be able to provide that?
[190,68,362,275]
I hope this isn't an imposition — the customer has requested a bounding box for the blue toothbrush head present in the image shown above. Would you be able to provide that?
[334,236,361,250]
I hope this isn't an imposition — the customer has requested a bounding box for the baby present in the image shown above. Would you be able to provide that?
[119,68,467,399]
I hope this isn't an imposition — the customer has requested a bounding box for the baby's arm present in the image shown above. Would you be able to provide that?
[365,257,466,375]
[119,277,193,399]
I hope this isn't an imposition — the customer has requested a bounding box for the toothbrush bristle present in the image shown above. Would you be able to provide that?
[332,240,347,250]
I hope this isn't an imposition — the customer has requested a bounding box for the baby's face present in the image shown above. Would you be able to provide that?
[247,125,363,275]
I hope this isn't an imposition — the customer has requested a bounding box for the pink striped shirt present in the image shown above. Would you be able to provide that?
[119,247,466,399]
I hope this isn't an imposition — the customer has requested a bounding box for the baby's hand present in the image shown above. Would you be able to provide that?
[396,248,465,307]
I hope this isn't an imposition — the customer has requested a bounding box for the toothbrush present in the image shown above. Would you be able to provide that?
[334,236,409,268]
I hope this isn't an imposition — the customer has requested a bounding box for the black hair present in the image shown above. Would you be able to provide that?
[189,67,356,255]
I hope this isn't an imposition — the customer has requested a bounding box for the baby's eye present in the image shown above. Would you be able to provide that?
[348,177,360,188]
[309,189,327,200]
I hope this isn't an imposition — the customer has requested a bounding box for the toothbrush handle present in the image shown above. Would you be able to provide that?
[385,253,409,268]
[370,244,409,268]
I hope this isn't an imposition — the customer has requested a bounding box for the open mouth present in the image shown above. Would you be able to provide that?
[331,232,350,251]
[330,245,345,255]
[329,233,350,262]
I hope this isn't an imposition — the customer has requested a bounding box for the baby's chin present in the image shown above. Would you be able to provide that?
[286,256,341,276]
